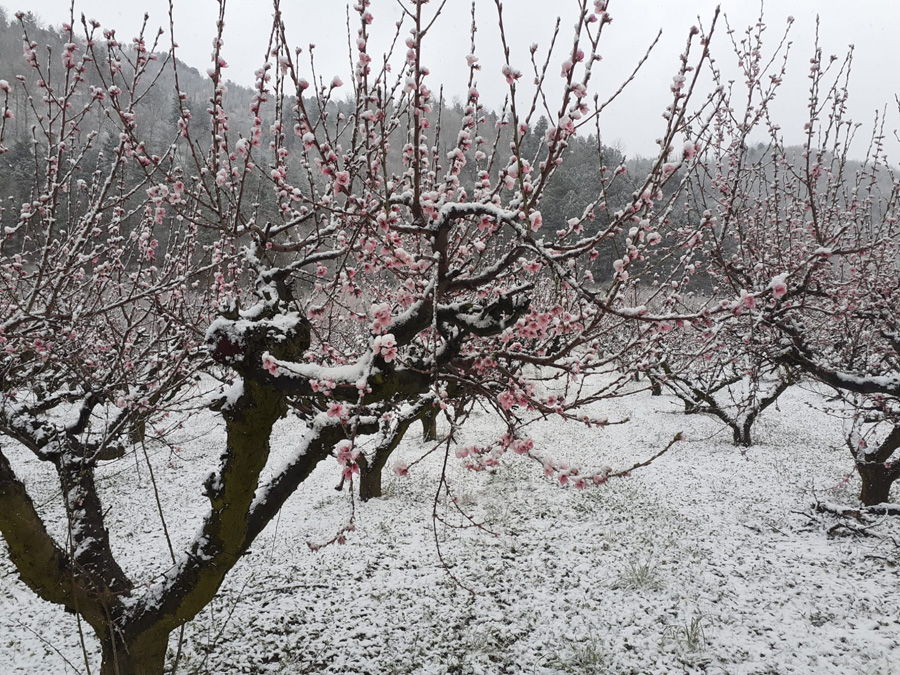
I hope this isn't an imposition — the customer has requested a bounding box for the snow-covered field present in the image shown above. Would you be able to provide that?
[2,382,899,674]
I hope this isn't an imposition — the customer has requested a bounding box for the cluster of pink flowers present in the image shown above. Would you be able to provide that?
[310,378,337,395]
[543,461,612,489]
[335,440,361,480]
[373,334,398,362]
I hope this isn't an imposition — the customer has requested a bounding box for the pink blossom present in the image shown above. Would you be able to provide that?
[261,353,279,377]
[740,289,757,309]
[769,273,788,299]
[327,402,347,419]
[336,440,360,479]
[373,333,398,362]
[522,259,542,274]
[501,64,521,85]
[511,438,533,455]
[529,211,543,231]
[683,141,698,160]
[393,461,408,477]
[331,76,344,88]
[371,303,392,332]
[334,170,350,193]
[0,80,9,92]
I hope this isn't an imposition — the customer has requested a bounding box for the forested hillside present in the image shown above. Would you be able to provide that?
[0,4,652,278]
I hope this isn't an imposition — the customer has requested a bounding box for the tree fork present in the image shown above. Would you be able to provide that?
[359,408,429,501]
[855,426,900,506]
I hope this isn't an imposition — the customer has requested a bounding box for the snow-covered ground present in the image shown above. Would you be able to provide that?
[2,382,899,674]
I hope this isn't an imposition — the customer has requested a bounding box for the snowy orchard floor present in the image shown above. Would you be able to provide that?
[2,382,899,674]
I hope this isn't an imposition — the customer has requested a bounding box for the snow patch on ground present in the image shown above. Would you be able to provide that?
[1,384,898,674]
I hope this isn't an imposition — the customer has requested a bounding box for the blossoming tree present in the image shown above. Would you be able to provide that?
[651,331,796,447]
[686,16,900,503]
[0,0,719,672]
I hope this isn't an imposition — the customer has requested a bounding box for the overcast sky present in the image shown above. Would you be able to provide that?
[13,0,900,159]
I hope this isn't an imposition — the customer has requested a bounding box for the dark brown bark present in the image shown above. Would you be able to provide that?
[0,448,79,610]
[359,464,383,501]
[99,630,169,675]
[856,461,899,506]
[779,344,900,398]
[422,408,438,441]
[732,423,751,448]
[357,404,428,501]
[55,452,133,600]
[129,418,147,445]
[855,426,900,506]
[2,275,526,671]
[125,376,287,641]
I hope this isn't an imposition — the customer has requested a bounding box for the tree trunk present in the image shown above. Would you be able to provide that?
[129,418,147,445]
[854,426,900,506]
[356,407,425,502]
[856,461,898,506]
[422,408,438,441]
[100,629,169,675]
[359,464,383,501]
[732,420,752,447]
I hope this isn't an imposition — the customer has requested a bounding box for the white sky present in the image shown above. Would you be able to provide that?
[13,0,900,159]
